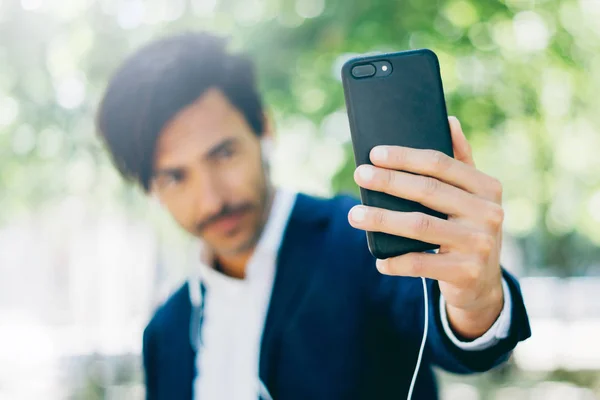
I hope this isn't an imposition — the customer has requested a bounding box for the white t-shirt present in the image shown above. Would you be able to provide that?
[193,189,296,400]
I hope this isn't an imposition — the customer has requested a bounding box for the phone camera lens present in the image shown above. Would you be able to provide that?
[351,64,376,78]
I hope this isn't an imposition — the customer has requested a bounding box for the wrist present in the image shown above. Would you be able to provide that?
[445,283,504,339]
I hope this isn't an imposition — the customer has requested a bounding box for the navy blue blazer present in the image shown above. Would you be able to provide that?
[143,193,531,400]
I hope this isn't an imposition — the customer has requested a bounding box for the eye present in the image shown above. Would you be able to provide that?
[169,170,183,182]
[158,170,185,189]
[215,146,234,160]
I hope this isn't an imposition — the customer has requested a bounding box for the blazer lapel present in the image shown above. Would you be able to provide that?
[259,193,332,395]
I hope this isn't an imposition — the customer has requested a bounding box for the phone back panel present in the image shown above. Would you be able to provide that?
[341,49,454,259]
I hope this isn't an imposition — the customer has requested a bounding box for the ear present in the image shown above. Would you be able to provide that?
[260,112,275,160]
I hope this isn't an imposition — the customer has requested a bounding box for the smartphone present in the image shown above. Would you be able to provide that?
[341,49,454,259]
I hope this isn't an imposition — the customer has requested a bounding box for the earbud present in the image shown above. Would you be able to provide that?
[261,138,274,160]
[150,192,162,207]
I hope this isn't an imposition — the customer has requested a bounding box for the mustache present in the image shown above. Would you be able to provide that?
[196,202,255,232]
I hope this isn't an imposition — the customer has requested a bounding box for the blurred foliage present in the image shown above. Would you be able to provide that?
[1,0,600,273]
[548,368,600,391]
[438,362,600,399]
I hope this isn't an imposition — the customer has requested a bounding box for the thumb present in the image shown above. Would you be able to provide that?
[448,116,475,167]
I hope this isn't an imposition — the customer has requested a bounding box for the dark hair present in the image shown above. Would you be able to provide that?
[96,32,265,192]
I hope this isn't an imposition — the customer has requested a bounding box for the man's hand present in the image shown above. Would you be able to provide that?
[348,116,504,339]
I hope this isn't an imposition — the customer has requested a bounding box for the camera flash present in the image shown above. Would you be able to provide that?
[382,65,388,71]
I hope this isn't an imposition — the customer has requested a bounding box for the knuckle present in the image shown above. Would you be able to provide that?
[384,169,396,188]
[374,209,387,228]
[409,253,427,276]
[429,150,450,173]
[472,232,494,257]
[421,177,441,199]
[460,258,481,284]
[485,203,505,228]
[489,177,503,200]
[412,213,432,235]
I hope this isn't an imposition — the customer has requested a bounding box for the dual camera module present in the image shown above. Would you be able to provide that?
[351,60,392,79]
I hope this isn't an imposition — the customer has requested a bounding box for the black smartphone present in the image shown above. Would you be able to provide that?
[341,49,454,259]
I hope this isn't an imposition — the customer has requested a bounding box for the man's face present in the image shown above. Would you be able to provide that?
[152,88,270,256]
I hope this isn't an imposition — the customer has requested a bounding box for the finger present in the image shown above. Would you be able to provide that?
[376,252,478,285]
[354,164,500,222]
[348,206,483,250]
[448,116,475,167]
[369,145,502,202]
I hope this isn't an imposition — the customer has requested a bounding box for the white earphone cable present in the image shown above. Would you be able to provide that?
[407,277,429,400]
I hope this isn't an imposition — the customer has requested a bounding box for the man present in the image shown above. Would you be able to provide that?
[96,32,530,400]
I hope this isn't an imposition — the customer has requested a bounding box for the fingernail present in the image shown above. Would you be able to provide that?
[351,206,367,222]
[371,147,388,162]
[376,259,388,273]
[357,165,375,182]
[449,116,461,127]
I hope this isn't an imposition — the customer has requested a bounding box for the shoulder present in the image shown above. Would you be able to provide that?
[295,192,360,225]
[307,192,364,238]
[307,192,360,211]
[296,192,373,265]
[327,193,362,214]
[144,282,192,338]
[298,193,422,292]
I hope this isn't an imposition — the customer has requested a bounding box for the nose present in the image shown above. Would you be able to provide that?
[192,173,224,222]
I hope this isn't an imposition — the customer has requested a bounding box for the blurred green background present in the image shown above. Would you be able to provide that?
[1,0,600,399]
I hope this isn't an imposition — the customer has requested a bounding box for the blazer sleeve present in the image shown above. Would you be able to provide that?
[367,261,532,374]
[142,322,159,400]
[425,269,532,373]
